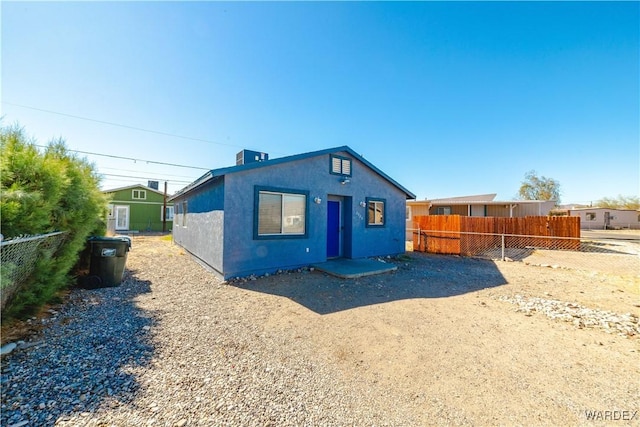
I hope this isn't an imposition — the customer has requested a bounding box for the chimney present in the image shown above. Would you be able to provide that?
[236,149,269,165]
[148,180,159,190]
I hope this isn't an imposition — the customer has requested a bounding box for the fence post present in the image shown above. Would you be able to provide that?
[417,226,421,249]
[501,234,505,261]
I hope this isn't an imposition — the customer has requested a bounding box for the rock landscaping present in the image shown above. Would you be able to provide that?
[497,295,639,338]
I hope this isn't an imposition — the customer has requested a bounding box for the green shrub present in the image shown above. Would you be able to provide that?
[1,124,108,319]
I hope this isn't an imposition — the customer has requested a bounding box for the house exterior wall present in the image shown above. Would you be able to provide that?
[219,152,407,278]
[570,208,640,230]
[172,178,225,275]
[506,201,555,217]
[485,205,508,217]
[408,204,430,218]
[106,187,173,232]
[405,203,431,240]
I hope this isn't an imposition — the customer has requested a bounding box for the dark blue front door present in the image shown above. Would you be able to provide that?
[327,201,340,258]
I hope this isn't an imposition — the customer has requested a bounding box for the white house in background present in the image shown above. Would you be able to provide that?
[407,193,556,219]
[569,207,640,230]
[406,194,557,241]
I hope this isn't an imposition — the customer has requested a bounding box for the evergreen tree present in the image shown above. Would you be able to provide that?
[1,124,107,318]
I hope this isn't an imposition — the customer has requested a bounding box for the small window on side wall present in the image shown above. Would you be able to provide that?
[586,212,596,221]
[367,198,385,227]
[436,206,451,215]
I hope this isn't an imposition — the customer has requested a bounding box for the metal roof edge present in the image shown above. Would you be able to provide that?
[428,193,498,202]
[339,147,416,199]
[408,199,556,205]
[167,171,215,202]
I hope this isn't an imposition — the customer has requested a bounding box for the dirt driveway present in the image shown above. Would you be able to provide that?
[2,236,639,426]
[236,250,639,425]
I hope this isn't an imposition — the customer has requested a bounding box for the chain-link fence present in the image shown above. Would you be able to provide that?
[1,231,68,310]
[409,229,639,277]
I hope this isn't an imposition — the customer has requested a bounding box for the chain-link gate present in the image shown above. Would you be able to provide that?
[1,232,68,310]
[410,229,639,277]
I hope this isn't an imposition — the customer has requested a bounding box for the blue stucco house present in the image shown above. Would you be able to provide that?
[169,146,415,279]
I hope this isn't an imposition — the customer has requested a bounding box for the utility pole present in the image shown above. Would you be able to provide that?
[162,181,168,233]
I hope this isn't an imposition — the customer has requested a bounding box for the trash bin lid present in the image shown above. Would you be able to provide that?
[88,236,132,248]
[114,235,132,247]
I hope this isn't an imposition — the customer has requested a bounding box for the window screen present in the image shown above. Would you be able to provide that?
[258,192,283,235]
[257,190,306,236]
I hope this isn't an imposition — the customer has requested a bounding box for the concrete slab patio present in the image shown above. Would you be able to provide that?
[311,258,397,279]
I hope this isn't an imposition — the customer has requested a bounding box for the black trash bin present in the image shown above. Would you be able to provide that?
[87,236,132,288]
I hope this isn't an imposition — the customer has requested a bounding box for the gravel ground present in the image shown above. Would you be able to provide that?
[2,236,639,426]
[1,238,418,426]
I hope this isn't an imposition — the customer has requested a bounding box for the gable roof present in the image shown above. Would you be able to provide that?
[169,146,416,201]
[103,184,168,197]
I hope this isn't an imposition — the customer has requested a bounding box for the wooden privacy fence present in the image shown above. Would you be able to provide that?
[412,215,581,255]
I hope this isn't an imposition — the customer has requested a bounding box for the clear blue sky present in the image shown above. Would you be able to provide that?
[2,1,638,204]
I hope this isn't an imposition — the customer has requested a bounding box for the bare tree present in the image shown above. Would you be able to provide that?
[518,170,561,203]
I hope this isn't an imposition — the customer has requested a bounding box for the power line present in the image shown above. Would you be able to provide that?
[99,177,188,190]
[100,176,187,188]
[33,144,210,171]
[100,166,197,180]
[3,101,280,153]
[99,173,192,184]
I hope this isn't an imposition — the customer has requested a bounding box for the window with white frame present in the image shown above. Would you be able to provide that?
[406,206,411,221]
[367,198,385,226]
[161,206,174,221]
[132,189,147,200]
[330,155,352,176]
[256,188,307,237]
[586,212,596,221]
